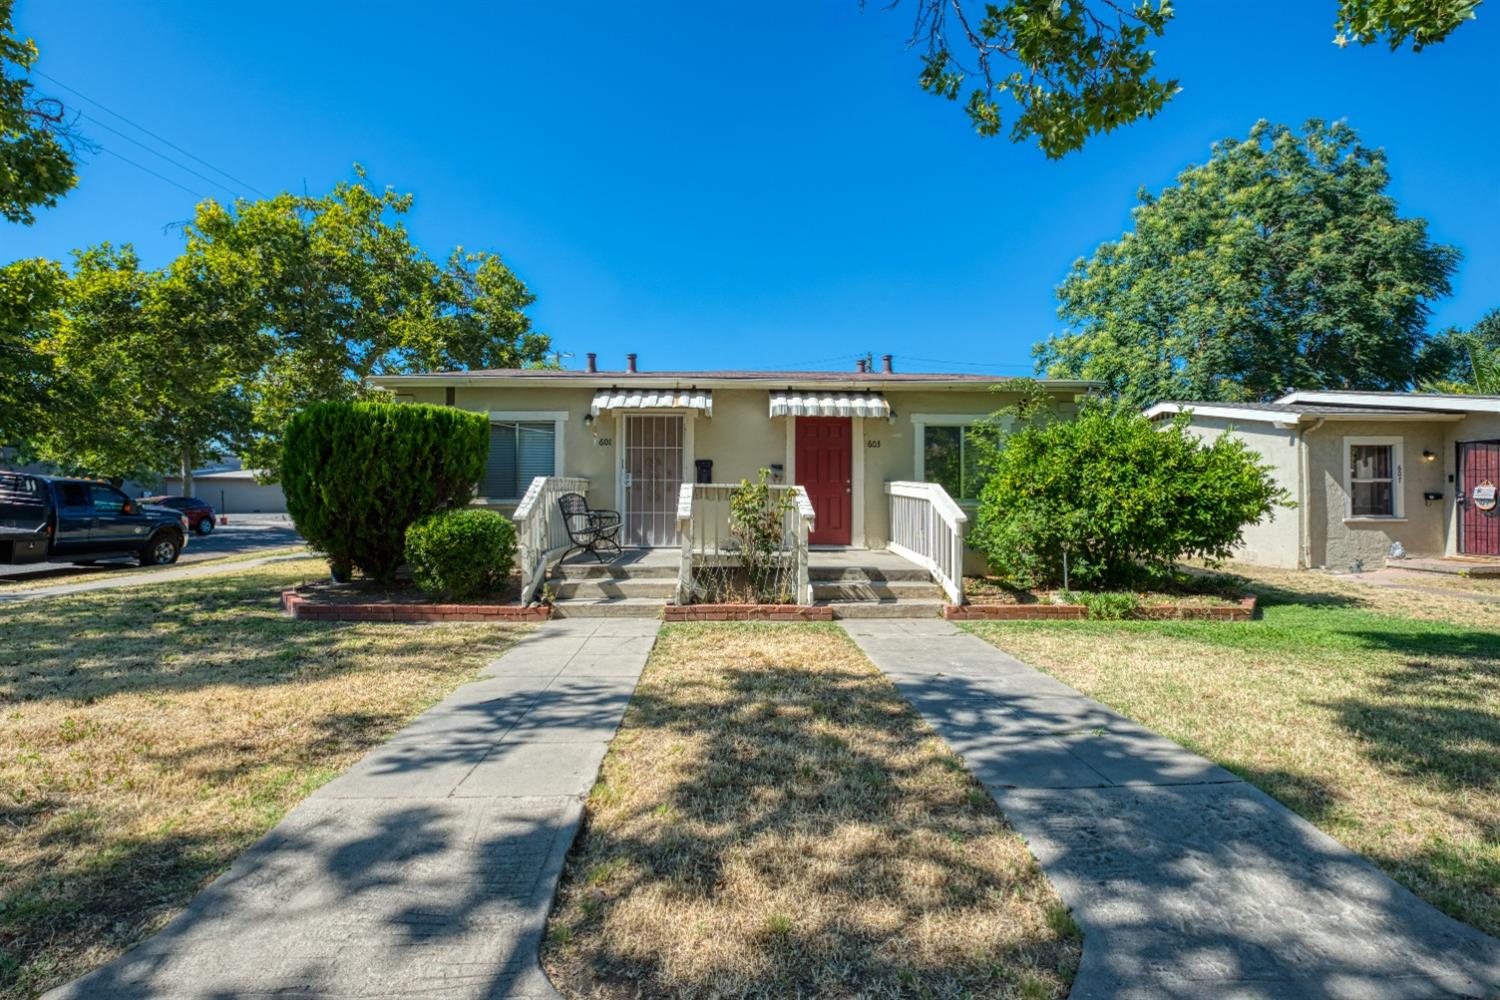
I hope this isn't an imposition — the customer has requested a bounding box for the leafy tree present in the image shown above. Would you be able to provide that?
[1417,309,1500,394]
[970,401,1290,588]
[0,257,62,448]
[894,1,1479,157]
[34,244,266,487]
[1,0,78,223]
[185,171,551,478]
[1035,120,1459,407]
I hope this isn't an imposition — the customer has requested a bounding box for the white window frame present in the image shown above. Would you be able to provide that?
[478,410,568,504]
[1344,435,1403,520]
[911,413,998,503]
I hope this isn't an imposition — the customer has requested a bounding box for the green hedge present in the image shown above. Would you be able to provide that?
[405,508,517,598]
[970,404,1290,589]
[282,401,489,582]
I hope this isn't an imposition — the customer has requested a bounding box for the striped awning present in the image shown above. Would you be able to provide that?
[769,390,891,419]
[590,387,713,417]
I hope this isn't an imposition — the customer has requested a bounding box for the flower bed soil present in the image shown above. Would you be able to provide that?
[280,574,549,622]
[946,595,1257,621]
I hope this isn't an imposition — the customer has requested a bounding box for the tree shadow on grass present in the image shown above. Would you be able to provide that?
[542,631,1081,998]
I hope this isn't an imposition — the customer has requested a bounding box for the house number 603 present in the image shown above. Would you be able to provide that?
[596,437,613,446]
[866,439,881,448]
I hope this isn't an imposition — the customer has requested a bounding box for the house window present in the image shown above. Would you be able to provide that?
[482,421,556,500]
[917,420,989,501]
[1346,438,1401,518]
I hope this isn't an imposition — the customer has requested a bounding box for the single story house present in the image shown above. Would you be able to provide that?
[370,354,1093,559]
[1146,391,1500,570]
[157,461,288,514]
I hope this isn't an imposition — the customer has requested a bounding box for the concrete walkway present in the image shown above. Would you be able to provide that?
[44,618,659,1000]
[0,551,308,605]
[842,619,1500,1000]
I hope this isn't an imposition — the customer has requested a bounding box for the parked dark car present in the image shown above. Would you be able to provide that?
[0,473,189,567]
[141,494,216,535]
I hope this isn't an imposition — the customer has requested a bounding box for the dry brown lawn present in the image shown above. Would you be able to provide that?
[543,623,1080,999]
[964,561,1500,939]
[0,557,526,1000]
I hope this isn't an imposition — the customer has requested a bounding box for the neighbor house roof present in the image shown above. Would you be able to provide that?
[369,367,1100,392]
[1143,391,1480,427]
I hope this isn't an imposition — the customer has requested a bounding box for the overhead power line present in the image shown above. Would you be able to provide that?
[32,69,268,198]
[81,112,242,199]
[98,147,208,200]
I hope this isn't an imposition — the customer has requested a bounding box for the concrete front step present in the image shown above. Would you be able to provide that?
[818,599,947,619]
[550,597,668,618]
[812,581,945,602]
[808,566,935,583]
[553,562,678,580]
[550,578,677,600]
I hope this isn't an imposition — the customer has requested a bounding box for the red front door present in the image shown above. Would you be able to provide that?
[796,417,852,546]
[1458,441,1500,556]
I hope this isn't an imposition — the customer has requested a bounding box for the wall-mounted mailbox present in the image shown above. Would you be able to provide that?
[770,463,784,483]
[695,459,713,484]
[1423,491,1445,504]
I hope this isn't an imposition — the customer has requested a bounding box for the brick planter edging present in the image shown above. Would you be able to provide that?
[281,589,552,623]
[945,595,1256,622]
[664,603,834,622]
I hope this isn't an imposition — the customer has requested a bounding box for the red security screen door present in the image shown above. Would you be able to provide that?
[1458,441,1500,556]
[796,417,852,546]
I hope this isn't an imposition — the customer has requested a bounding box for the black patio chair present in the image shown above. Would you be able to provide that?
[558,492,623,563]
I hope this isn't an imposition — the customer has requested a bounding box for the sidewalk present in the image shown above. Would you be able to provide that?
[841,619,1500,1000]
[43,618,659,1000]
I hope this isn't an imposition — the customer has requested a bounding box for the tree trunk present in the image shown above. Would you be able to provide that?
[180,447,194,499]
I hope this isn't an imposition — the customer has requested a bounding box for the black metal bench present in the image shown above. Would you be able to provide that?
[558,492,623,563]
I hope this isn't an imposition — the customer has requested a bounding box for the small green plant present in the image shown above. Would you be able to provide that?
[728,469,796,603]
[1044,902,1081,939]
[404,507,517,598]
[765,913,794,937]
[1060,589,1141,620]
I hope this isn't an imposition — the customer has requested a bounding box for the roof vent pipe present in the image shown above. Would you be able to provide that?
[881,354,893,373]
[626,353,638,374]
[585,352,597,373]
[856,359,867,373]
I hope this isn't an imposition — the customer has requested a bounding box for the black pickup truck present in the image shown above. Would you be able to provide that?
[0,473,189,568]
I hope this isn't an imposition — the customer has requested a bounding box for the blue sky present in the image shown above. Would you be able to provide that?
[7,1,1499,374]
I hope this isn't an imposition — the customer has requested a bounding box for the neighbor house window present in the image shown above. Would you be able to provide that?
[482,421,557,500]
[1346,438,1402,518]
[915,418,993,501]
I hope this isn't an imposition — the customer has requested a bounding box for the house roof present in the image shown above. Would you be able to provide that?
[1144,392,1478,426]
[369,368,1100,392]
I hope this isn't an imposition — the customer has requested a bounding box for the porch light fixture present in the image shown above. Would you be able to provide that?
[1422,449,1436,462]
[583,412,595,428]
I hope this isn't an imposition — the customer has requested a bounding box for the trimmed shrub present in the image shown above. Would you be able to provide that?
[282,401,489,582]
[405,508,517,598]
[970,403,1290,589]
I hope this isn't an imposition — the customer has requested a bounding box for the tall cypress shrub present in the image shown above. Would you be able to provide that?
[282,401,489,581]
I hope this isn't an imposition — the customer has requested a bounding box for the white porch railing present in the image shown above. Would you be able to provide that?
[676,482,816,605]
[885,481,968,604]
[514,476,590,604]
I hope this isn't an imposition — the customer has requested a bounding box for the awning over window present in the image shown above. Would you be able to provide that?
[590,388,713,417]
[769,390,890,419]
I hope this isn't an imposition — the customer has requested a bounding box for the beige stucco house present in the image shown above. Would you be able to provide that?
[1146,391,1500,570]
[371,355,1093,552]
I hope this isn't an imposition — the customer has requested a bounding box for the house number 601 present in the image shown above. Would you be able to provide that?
[596,437,613,446]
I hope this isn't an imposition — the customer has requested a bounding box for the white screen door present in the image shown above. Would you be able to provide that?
[623,414,683,547]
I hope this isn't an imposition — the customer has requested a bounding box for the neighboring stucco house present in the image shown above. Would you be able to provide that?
[1146,391,1500,570]
[157,464,288,514]
[370,354,1094,556]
